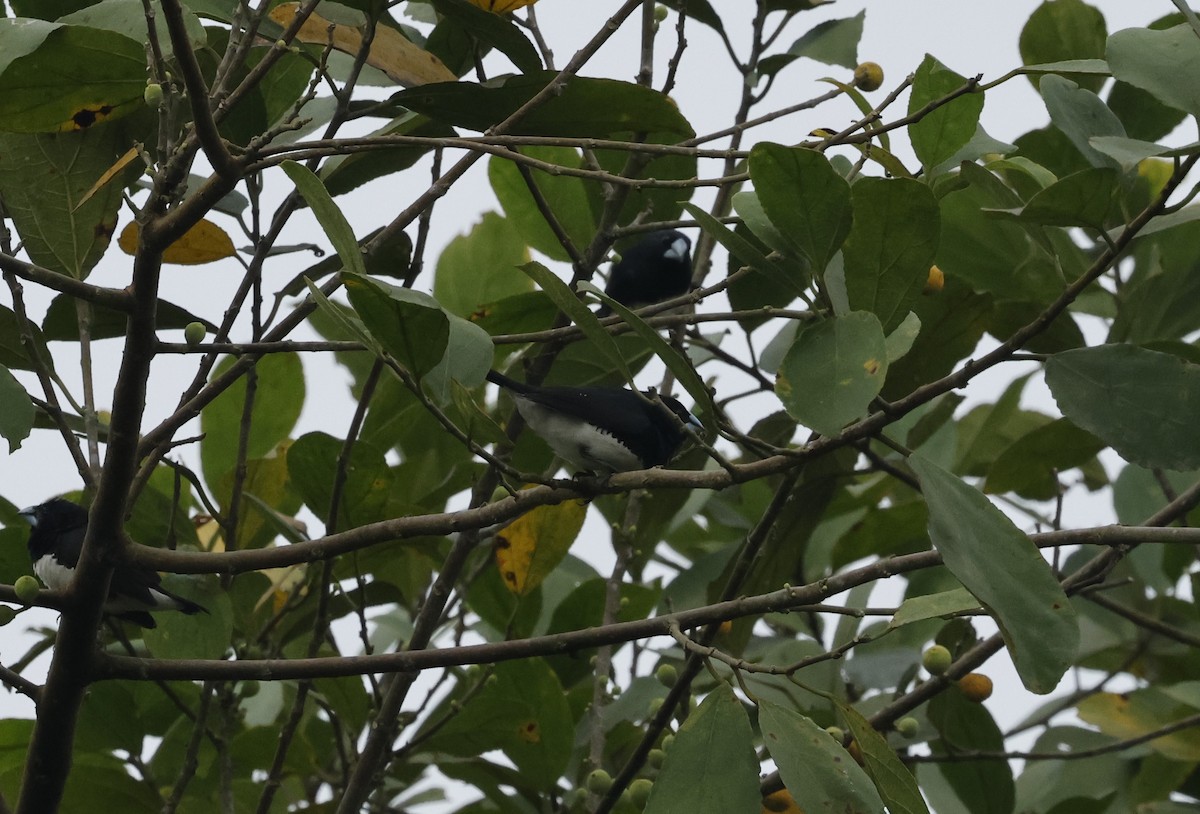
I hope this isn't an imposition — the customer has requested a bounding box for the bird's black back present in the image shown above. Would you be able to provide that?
[604,230,693,309]
[25,498,87,566]
[22,497,207,627]
[487,370,693,467]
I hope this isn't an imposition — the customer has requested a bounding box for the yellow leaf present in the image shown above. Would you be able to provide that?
[493,494,587,596]
[75,147,140,212]
[466,0,538,12]
[119,218,237,264]
[269,3,456,87]
[1077,691,1200,761]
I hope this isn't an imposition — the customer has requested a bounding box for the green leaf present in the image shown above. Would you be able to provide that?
[0,126,140,279]
[1045,344,1200,471]
[423,309,494,402]
[488,148,598,263]
[749,143,853,274]
[842,177,940,332]
[287,432,393,527]
[0,365,34,453]
[1108,24,1200,119]
[280,160,365,276]
[660,0,724,33]
[342,273,451,380]
[935,164,1054,301]
[1110,252,1200,343]
[909,455,1078,694]
[995,166,1119,229]
[758,699,884,813]
[908,55,985,171]
[0,305,52,372]
[928,687,1014,814]
[581,282,714,430]
[643,684,760,814]
[0,20,145,132]
[885,312,921,363]
[60,0,206,60]
[434,213,533,317]
[836,701,930,814]
[421,659,574,789]
[1019,0,1108,92]
[1040,74,1126,168]
[143,589,232,661]
[1107,79,1187,142]
[42,294,216,341]
[684,202,800,296]
[772,11,864,71]
[60,756,164,812]
[776,311,887,437]
[518,261,631,383]
[199,352,305,488]
[429,0,541,74]
[320,114,455,198]
[881,278,991,402]
[889,588,979,630]
[984,417,1106,499]
[394,72,694,138]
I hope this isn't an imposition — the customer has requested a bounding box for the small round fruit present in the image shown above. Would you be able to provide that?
[959,672,994,702]
[629,778,653,807]
[895,716,920,738]
[924,264,945,295]
[824,725,845,742]
[239,679,261,698]
[565,787,588,808]
[922,644,953,675]
[655,664,678,688]
[762,789,797,813]
[647,748,666,769]
[660,735,675,751]
[853,61,884,91]
[586,769,613,795]
[653,4,669,23]
[717,620,733,636]
[846,738,864,766]
[184,321,207,346]
[13,575,40,605]
[143,82,165,107]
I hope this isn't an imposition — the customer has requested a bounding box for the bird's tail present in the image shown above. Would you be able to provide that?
[162,588,209,616]
[485,369,530,394]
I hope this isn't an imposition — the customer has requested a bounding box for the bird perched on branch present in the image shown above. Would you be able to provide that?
[601,230,693,313]
[486,370,700,474]
[18,498,208,629]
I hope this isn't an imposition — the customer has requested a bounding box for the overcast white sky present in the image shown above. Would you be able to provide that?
[0,0,1171,747]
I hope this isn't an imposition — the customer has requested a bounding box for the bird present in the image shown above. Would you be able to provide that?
[487,369,700,474]
[18,498,208,629]
[601,230,693,313]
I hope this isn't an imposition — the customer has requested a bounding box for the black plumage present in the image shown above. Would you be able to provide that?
[18,498,207,629]
[602,230,693,312]
[487,370,699,474]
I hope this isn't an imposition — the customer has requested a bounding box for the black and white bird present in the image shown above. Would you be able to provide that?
[602,230,693,312]
[487,370,700,474]
[18,498,207,629]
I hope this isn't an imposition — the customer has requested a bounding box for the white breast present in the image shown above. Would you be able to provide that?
[514,398,643,473]
[33,555,75,592]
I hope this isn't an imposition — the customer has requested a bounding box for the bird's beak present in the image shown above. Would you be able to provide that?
[666,237,690,261]
[17,507,36,526]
